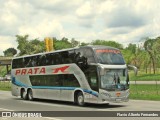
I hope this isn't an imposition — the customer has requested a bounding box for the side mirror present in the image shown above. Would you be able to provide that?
[127,65,138,76]
[98,66,105,76]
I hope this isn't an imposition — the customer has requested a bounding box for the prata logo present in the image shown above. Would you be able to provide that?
[14,65,70,75]
[52,66,69,73]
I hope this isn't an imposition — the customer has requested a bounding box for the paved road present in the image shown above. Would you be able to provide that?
[0,91,159,120]
[130,81,160,84]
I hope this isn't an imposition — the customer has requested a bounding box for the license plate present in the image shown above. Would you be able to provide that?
[116,98,122,102]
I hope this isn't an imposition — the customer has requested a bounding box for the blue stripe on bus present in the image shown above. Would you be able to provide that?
[12,77,98,97]
[12,77,28,87]
[83,89,98,97]
[32,86,98,97]
[32,86,77,90]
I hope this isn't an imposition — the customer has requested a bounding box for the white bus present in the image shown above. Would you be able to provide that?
[11,45,136,106]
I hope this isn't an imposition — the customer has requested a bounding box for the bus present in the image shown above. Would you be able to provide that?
[11,45,136,106]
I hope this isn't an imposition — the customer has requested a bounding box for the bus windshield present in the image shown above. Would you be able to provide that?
[100,69,129,91]
[95,49,125,65]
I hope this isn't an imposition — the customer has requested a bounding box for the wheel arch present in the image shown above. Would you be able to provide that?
[27,88,32,93]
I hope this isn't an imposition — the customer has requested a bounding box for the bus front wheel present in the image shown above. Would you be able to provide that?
[77,92,85,106]
[28,89,34,101]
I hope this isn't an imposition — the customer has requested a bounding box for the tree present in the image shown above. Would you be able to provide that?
[144,37,156,74]
[16,35,29,55]
[54,37,72,50]
[70,38,79,47]
[3,48,17,56]
[91,40,123,49]
[121,49,133,65]
[80,42,90,46]
[141,50,150,73]
[126,43,136,53]
[16,35,45,56]
[125,43,139,67]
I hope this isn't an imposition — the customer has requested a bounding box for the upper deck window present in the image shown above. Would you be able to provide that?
[95,49,125,65]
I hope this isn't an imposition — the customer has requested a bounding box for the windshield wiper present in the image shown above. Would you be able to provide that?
[113,73,120,84]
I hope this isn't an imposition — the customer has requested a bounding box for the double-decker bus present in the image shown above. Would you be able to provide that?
[11,45,136,106]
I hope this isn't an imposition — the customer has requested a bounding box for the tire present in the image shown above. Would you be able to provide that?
[21,89,28,100]
[77,92,85,106]
[28,89,34,101]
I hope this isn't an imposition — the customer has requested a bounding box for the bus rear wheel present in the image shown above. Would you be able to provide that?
[77,92,85,106]
[28,89,34,101]
[21,89,28,100]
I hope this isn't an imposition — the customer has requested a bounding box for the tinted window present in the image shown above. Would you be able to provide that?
[74,49,88,71]
[95,49,125,65]
[38,55,46,66]
[12,59,17,69]
[84,66,99,92]
[12,49,91,69]
[79,48,96,63]
[12,58,24,69]
[30,74,80,87]
[30,75,62,86]
[46,53,59,65]
[46,53,54,65]
[62,74,80,87]
[24,56,38,67]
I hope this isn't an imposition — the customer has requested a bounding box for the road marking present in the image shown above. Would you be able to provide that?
[0,107,14,111]
[43,117,62,120]
[22,101,88,110]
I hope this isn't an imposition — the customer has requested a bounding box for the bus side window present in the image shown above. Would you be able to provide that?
[75,49,88,70]
[61,51,68,64]
[85,66,99,92]
[12,59,16,69]
[62,74,80,87]
[32,56,38,67]
[69,50,75,63]
[38,55,46,66]
[24,57,30,67]
[12,58,24,68]
[53,53,62,65]
[61,50,74,64]
[84,48,95,63]
[51,53,56,65]
[46,53,52,65]
[26,56,37,67]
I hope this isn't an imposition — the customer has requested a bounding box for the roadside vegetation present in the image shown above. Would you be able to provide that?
[130,84,160,101]
[129,71,160,81]
[0,81,11,91]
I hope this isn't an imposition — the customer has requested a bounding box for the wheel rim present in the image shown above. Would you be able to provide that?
[22,91,26,99]
[78,94,84,105]
[28,90,33,100]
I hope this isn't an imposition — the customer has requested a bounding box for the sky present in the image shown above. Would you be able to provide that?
[0,0,160,55]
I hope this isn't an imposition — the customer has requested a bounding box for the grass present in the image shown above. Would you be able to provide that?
[129,71,160,81]
[129,84,160,101]
[0,81,11,91]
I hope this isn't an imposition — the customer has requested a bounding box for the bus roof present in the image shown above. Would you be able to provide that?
[12,45,119,59]
[80,45,119,50]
